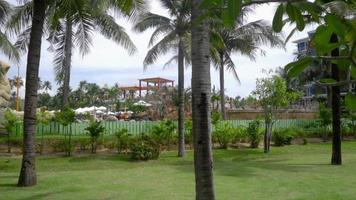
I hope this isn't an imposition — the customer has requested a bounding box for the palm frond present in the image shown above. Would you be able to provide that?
[14,26,32,53]
[6,1,33,35]
[143,30,178,69]
[0,31,20,61]
[133,12,171,33]
[95,13,137,55]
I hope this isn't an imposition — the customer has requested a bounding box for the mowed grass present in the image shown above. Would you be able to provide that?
[1,142,356,200]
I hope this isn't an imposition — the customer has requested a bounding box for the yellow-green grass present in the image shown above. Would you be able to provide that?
[1,142,356,200]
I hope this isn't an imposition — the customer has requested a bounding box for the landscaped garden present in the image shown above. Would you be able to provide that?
[1,142,356,200]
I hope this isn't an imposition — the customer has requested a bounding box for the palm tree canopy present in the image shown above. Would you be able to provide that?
[210,13,285,82]
[133,0,191,69]
[0,0,19,61]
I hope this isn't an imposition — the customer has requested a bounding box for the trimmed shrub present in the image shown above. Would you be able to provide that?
[115,128,131,154]
[213,121,235,149]
[273,128,295,146]
[130,135,160,161]
[246,120,262,148]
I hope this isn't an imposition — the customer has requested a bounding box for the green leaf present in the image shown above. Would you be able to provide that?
[351,66,356,79]
[325,14,347,37]
[273,4,284,32]
[313,25,342,54]
[319,78,337,84]
[286,3,295,21]
[285,57,314,77]
[294,7,305,31]
[345,93,356,111]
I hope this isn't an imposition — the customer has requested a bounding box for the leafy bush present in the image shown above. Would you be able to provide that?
[246,120,262,148]
[213,121,235,149]
[232,126,246,144]
[115,128,131,153]
[85,120,105,153]
[211,111,221,125]
[130,135,160,161]
[273,128,295,146]
[184,119,193,147]
[3,109,19,153]
[150,120,176,150]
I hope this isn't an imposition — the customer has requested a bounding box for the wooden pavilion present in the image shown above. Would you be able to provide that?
[119,77,174,98]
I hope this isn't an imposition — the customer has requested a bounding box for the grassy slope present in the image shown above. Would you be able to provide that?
[1,142,356,200]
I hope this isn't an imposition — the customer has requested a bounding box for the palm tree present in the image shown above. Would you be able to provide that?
[41,80,52,93]
[211,19,284,119]
[47,0,142,107]
[16,0,47,187]
[133,0,191,157]
[191,0,215,199]
[0,0,19,61]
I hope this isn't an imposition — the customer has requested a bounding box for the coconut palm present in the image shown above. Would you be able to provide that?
[133,0,191,157]
[41,80,52,93]
[191,0,215,198]
[14,0,47,187]
[47,0,144,107]
[8,0,145,187]
[10,0,145,107]
[211,19,284,119]
[0,0,19,60]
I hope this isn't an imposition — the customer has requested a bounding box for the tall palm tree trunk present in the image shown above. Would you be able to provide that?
[18,0,46,187]
[191,0,215,199]
[62,19,73,107]
[330,33,342,165]
[178,37,185,157]
[219,52,226,120]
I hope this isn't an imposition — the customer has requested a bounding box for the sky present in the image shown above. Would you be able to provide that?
[1,0,315,98]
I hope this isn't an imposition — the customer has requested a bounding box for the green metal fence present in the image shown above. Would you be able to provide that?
[14,119,320,136]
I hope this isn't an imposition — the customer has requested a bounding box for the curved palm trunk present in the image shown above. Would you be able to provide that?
[62,19,73,107]
[330,33,342,165]
[219,52,226,120]
[18,0,46,187]
[178,37,185,157]
[191,0,215,199]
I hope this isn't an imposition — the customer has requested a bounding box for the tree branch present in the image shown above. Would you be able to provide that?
[315,80,356,87]
[243,0,306,7]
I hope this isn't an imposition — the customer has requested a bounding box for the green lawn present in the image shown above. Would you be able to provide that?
[1,142,356,200]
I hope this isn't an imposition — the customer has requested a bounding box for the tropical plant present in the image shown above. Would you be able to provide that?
[252,73,301,153]
[213,121,235,149]
[36,109,52,154]
[210,14,284,119]
[54,107,76,156]
[271,0,356,165]
[191,0,215,198]
[133,0,191,157]
[150,120,177,150]
[14,0,47,187]
[0,0,19,61]
[246,120,262,148]
[318,103,332,142]
[115,128,131,154]
[3,109,19,153]
[130,135,160,161]
[46,1,142,106]
[85,119,105,154]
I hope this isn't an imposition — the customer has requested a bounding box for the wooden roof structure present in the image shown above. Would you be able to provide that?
[119,77,175,98]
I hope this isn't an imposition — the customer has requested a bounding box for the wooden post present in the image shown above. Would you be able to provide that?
[139,80,142,97]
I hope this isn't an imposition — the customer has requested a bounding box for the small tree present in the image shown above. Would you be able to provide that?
[3,109,19,153]
[54,107,76,156]
[318,103,332,142]
[253,73,300,153]
[115,128,130,154]
[85,120,105,153]
[36,109,51,154]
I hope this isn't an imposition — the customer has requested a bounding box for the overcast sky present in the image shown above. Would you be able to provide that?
[1,1,315,98]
